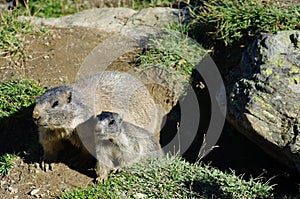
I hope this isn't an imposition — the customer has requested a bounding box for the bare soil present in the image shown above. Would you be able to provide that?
[1,157,93,198]
[0,26,118,198]
[0,27,112,87]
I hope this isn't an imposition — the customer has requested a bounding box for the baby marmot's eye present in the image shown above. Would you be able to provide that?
[52,101,59,108]
[108,119,115,126]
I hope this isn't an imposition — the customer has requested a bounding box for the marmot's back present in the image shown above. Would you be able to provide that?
[73,71,164,137]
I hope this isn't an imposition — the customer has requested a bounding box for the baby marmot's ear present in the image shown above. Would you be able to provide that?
[67,91,72,103]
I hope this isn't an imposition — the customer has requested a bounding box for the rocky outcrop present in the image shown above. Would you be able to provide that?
[24,8,137,32]
[21,7,190,33]
[228,31,300,171]
[125,7,189,28]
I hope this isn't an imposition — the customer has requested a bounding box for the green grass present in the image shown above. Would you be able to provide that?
[19,0,176,17]
[0,79,45,119]
[136,28,207,76]
[191,0,300,45]
[0,0,84,59]
[0,10,36,58]
[20,0,87,18]
[0,153,16,176]
[61,155,274,199]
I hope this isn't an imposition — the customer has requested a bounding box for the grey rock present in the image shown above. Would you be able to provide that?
[20,7,190,33]
[228,31,300,171]
[121,6,190,39]
[125,7,189,28]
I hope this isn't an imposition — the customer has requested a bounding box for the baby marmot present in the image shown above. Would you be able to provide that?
[94,111,163,181]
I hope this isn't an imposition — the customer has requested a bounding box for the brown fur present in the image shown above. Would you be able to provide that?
[32,71,164,169]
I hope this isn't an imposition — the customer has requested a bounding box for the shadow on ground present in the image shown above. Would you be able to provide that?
[0,105,41,161]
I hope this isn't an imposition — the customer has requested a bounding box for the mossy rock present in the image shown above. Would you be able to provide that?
[228,31,300,171]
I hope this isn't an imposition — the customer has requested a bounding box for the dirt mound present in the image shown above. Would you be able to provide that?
[1,157,93,198]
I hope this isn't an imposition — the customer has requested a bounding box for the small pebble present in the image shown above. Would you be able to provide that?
[29,188,40,196]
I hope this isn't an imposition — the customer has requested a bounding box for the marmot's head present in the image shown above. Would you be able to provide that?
[32,86,89,135]
[94,111,124,140]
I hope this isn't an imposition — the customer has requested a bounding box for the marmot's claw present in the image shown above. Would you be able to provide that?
[40,157,54,172]
[111,168,122,174]
[42,161,54,172]
[95,175,107,183]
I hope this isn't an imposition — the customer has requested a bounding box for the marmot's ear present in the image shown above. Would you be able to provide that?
[112,112,122,123]
[117,115,123,125]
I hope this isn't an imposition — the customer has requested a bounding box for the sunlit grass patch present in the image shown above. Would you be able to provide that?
[0,79,45,118]
[61,155,274,199]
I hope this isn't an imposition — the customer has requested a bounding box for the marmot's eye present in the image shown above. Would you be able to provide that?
[52,101,59,108]
[108,119,115,126]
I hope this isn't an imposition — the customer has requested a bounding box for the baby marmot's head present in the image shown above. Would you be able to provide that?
[95,111,124,140]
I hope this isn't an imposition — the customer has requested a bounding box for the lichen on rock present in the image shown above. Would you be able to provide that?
[228,31,300,171]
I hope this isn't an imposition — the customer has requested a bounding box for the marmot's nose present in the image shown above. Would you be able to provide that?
[32,110,41,122]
